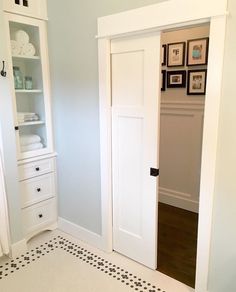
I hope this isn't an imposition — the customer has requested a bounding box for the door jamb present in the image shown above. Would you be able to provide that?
[97,2,228,291]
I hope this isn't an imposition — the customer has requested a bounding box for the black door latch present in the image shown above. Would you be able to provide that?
[150,168,159,177]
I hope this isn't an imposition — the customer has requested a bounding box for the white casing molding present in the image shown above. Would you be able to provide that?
[10,239,27,258]
[195,15,227,292]
[58,217,105,251]
[97,1,228,292]
[98,39,113,253]
[97,0,227,38]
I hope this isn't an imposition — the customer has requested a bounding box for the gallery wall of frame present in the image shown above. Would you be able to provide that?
[161,25,209,96]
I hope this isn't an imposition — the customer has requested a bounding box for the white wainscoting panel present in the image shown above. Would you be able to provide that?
[159,100,204,213]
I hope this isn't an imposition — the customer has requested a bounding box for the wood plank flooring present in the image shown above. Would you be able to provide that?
[157,203,198,288]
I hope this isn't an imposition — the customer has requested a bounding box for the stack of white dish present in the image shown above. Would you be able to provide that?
[17,112,39,124]
[11,30,36,57]
[20,134,44,152]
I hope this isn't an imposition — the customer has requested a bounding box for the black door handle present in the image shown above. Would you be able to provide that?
[1,61,7,77]
[150,168,159,177]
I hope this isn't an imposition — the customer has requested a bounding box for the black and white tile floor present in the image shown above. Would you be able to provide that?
[0,231,193,292]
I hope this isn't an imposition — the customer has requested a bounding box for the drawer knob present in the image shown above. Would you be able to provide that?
[35,167,40,171]
[38,214,43,219]
[37,188,41,192]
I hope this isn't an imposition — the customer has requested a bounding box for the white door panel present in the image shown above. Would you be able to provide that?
[111,34,161,269]
[112,51,144,107]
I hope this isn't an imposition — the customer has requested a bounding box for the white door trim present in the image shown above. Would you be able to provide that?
[98,1,228,291]
[97,0,227,39]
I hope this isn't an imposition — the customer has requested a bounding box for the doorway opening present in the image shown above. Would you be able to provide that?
[98,3,227,291]
[157,24,210,288]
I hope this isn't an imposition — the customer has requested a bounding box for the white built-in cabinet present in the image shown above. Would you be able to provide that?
[3,0,57,240]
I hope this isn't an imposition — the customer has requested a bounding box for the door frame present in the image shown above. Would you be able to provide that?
[97,1,228,291]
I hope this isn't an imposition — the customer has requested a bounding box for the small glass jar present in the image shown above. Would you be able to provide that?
[25,76,33,90]
[13,66,24,89]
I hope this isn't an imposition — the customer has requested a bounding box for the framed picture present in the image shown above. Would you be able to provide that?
[187,37,209,66]
[161,45,167,66]
[187,69,207,95]
[167,42,185,67]
[161,70,166,91]
[167,70,186,88]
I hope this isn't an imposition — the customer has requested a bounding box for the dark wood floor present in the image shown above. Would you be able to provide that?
[157,203,198,288]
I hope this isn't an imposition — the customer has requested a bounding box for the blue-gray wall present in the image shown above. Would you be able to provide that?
[47,0,162,234]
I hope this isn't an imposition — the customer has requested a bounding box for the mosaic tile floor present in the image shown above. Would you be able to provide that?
[0,230,193,292]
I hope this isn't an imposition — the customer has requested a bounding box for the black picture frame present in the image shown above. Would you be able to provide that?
[167,42,185,67]
[187,37,209,66]
[162,45,167,66]
[167,70,186,88]
[187,69,207,95]
[161,70,166,91]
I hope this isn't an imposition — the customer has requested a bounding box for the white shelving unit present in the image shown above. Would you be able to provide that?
[3,0,57,241]
[5,12,53,160]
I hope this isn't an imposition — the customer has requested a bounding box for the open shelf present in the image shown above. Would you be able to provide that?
[18,121,45,127]
[15,89,43,93]
[8,15,51,160]
[12,55,40,60]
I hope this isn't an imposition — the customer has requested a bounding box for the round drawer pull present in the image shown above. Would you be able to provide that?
[38,214,43,219]
[36,188,41,192]
[35,167,40,171]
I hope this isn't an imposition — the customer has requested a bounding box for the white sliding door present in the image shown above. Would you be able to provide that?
[111,34,161,269]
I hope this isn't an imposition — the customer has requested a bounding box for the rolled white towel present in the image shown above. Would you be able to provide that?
[21,142,43,152]
[21,43,36,56]
[15,30,30,45]
[11,40,21,56]
[20,135,41,146]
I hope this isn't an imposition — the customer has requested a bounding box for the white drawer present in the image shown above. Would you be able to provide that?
[22,198,57,236]
[20,173,56,208]
[18,158,55,181]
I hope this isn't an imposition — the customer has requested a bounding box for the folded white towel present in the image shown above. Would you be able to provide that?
[21,43,36,57]
[17,112,39,123]
[21,142,43,152]
[18,112,36,117]
[11,40,21,56]
[18,116,39,123]
[20,135,41,146]
[15,30,29,45]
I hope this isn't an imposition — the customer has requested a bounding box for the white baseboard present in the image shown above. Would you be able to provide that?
[10,239,27,258]
[159,187,199,213]
[58,217,104,251]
